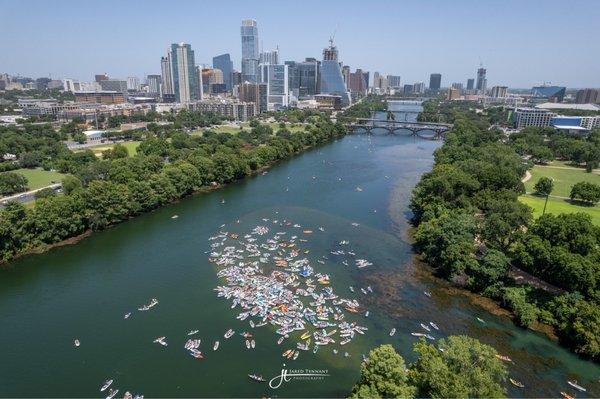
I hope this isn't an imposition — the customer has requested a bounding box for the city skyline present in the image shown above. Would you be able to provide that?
[1,0,600,88]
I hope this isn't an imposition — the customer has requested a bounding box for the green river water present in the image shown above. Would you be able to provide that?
[0,102,598,397]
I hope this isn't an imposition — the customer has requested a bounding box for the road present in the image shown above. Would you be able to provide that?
[0,183,61,208]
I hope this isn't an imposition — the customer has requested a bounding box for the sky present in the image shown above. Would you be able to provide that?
[2,0,599,88]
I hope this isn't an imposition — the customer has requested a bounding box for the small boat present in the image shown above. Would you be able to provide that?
[224,329,234,339]
[495,354,512,362]
[124,312,131,319]
[476,317,485,324]
[365,311,369,317]
[425,334,436,340]
[300,331,311,340]
[251,339,256,349]
[420,323,431,332]
[105,389,119,399]
[333,349,338,354]
[282,349,293,357]
[221,199,226,204]
[567,380,586,392]
[171,215,178,219]
[246,340,251,349]
[213,341,220,351]
[344,351,350,357]
[190,351,204,359]
[248,374,266,382]
[249,320,255,328]
[423,291,431,297]
[313,345,319,354]
[389,328,396,336]
[74,339,80,347]
[277,336,285,345]
[187,330,199,336]
[429,322,439,330]
[509,378,524,388]
[293,351,299,360]
[349,286,355,293]
[560,392,574,399]
[153,337,167,346]
[411,332,425,337]
[100,379,113,392]
[303,230,313,234]
[123,391,132,399]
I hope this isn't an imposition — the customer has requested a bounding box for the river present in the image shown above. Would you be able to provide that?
[0,101,598,398]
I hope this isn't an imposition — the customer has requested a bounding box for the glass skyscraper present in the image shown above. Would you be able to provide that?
[213,53,233,92]
[241,19,259,83]
[168,43,200,103]
[319,41,350,106]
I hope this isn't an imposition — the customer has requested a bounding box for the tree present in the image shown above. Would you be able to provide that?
[0,172,28,195]
[102,143,129,160]
[72,132,87,144]
[351,345,416,399]
[62,175,82,195]
[570,181,600,205]
[534,177,554,215]
[34,187,56,199]
[409,336,507,398]
[567,300,600,359]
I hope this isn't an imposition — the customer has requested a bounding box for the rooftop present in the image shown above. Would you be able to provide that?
[536,102,600,111]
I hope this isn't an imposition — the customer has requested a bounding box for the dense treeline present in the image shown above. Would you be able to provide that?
[351,337,508,398]
[411,101,600,360]
[418,99,510,125]
[338,95,387,122]
[0,116,347,264]
[510,126,600,171]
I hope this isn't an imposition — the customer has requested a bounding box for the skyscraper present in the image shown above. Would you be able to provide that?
[319,39,350,105]
[161,56,174,98]
[387,75,401,89]
[429,73,441,90]
[213,53,233,92]
[298,58,320,98]
[466,78,475,91]
[262,64,288,110]
[241,19,259,83]
[259,49,279,65]
[127,76,140,91]
[476,67,487,93]
[147,75,162,96]
[168,42,201,102]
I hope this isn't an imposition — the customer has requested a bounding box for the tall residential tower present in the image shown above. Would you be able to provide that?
[241,19,259,83]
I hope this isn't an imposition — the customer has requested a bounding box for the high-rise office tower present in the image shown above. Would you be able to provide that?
[413,82,425,94]
[466,78,475,91]
[259,49,279,65]
[241,19,259,83]
[127,76,140,91]
[429,73,441,90]
[348,69,369,94]
[576,88,600,104]
[298,58,320,97]
[285,61,299,95]
[262,64,288,110]
[213,53,233,92]
[168,42,201,102]
[147,75,162,96]
[490,86,508,98]
[476,67,487,93]
[319,39,350,105]
[387,75,401,89]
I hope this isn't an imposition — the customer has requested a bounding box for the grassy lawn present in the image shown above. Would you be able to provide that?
[524,163,600,197]
[11,168,67,191]
[80,141,141,157]
[519,194,600,225]
[193,122,308,136]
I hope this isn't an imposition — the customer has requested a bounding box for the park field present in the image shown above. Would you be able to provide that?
[524,163,600,197]
[519,194,600,225]
[193,122,308,136]
[12,168,67,191]
[79,141,141,157]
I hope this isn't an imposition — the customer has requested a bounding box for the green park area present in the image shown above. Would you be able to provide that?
[13,168,67,191]
[80,141,141,157]
[520,162,600,225]
[193,122,308,136]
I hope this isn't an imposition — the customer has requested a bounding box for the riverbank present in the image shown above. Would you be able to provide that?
[0,136,342,268]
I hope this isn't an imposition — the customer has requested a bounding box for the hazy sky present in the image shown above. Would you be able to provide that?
[2,0,599,88]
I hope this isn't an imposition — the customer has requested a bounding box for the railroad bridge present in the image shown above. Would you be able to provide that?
[346,118,453,140]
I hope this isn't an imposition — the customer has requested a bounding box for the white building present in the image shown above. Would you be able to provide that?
[259,63,289,110]
[514,108,556,128]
